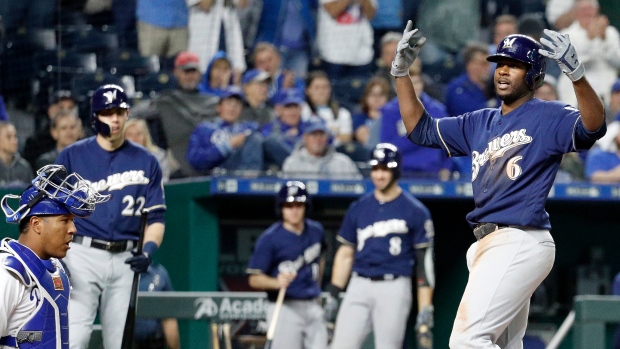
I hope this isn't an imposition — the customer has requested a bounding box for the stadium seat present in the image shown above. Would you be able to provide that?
[103,49,160,77]
[331,75,369,113]
[136,71,177,99]
[60,25,119,61]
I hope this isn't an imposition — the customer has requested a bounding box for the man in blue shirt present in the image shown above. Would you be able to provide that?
[136,0,188,57]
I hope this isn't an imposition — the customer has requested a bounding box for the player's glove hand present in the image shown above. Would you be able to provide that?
[124,241,158,273]
[415,305,434,349]
[324,283,342,323]
[391,20,426,77]
[539,29,585,82]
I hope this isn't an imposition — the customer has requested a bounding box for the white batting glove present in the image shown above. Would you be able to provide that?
[539,29,585,82]
[391,20,426,77]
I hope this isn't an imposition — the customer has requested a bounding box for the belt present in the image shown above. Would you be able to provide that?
[473,223,507,240]
[354,272,402,281]
[72,235,136,253]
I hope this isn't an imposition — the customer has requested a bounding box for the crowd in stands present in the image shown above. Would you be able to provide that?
[2,0,620,185]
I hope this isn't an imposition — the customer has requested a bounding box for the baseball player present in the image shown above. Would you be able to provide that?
[0,165,109,348]
[55,84,167,349]
[392,21,606,348]
[326,143,435,349]
[246,181,328,349]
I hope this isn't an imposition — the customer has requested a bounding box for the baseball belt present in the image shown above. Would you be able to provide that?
[472,223,508,240]
[72,235,136,253]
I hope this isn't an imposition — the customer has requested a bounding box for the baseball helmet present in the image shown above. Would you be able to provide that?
[275,181,311,217]
[487,34,546,89]
[1,165,110,223]
[90,84,130,136]
[368,143,402,180]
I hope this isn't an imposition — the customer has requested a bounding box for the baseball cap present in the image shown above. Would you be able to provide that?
[303,122,330,135]
[174,51,200,70]
[612,79,620,93]
[219,86,244,101]
[242,69,271,84]
[273,88,305,106]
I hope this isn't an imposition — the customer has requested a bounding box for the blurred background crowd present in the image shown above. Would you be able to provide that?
[2,0,620,186]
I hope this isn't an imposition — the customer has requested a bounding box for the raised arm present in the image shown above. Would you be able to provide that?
[392,21,428,134]
[539,29,605,132]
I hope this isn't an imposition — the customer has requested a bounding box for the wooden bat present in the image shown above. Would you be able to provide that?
[211,323,221,349]
[223,322,232,349]
[263,287,286,349]
[120,208,150,349]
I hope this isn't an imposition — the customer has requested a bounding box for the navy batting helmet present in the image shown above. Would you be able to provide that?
[487,34,546,89]
[275,181,311,217]
[1,165,110,223]
[369,143,402,180]
[90,84,130,136]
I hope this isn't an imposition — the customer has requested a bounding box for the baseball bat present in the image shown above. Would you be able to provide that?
[120,208,150,349]
[263,287,287,349]
[223,322,232,349]
[211,323,221,349]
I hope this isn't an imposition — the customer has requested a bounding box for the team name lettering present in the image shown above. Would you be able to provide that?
[278,242,321,274]
[85,170,150,192]
[357,219,408,251]
[471,129,532,181]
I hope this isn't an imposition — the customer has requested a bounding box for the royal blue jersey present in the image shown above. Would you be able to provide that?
[409,98,606,229]
[247,219,325,300]
[338,191,433,278]
[56,137,166,241]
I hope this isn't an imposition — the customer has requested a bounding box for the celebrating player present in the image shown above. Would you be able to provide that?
[55,84,167,349]
[246,181,328,349]
[392,22,606,348]
[0,165,109,347]
[326,143,435,349]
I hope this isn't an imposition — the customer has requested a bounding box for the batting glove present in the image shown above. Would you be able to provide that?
[324,283,342,323]
[539,29,585,82]
[125,241,158,273]
[391,20,426,77]
[415,305,434,349]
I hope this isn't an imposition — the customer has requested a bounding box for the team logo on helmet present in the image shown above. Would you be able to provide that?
[287,186,299,197]
[503,37,517,49]
[103,90,117,104]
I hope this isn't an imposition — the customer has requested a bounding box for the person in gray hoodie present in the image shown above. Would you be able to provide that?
[282,122,362,180]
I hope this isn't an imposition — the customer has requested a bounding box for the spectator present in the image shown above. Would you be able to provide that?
[373,31,400,94]
[0,95,8,121]
[0,121,33,186]
[134,263,180,349]
[316,0,376,79]
[187,0,246,75]
[134,51,219,178]
[24,91,79,170]
[136,0,188,58]
[198,51,237,97]
[556,0,620,108]
[261,88,315,170]
[240,69,277,126]
[282,122,362,179]
[35,111,83,169]
[546,0,576,30]
[380,65,454,180]
[534,75,559,102]
[585,125,620,183]
[253,0,317,78]
[187,87,263,174]
[369,0,403,60]
[253,42,306,101]
[606,78,620,123]
[125,118,175,183]
[353,76,390,150]
[302,70,353,145]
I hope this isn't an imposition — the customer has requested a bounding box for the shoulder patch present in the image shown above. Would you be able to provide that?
[3,255,32,286]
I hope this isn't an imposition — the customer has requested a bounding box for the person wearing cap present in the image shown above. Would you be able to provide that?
[0,164,109,348]
[187,87,263,174]
[133,51,219,178]
[282,121,362,179]
[240,68,277,126]
[261,89,320,170]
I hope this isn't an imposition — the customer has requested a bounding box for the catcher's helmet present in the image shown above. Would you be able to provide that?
[369,143,402,180]
[1,165,110,223]
[90,84,130,136]
[275,181,311,217]
[487,34,546,89]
